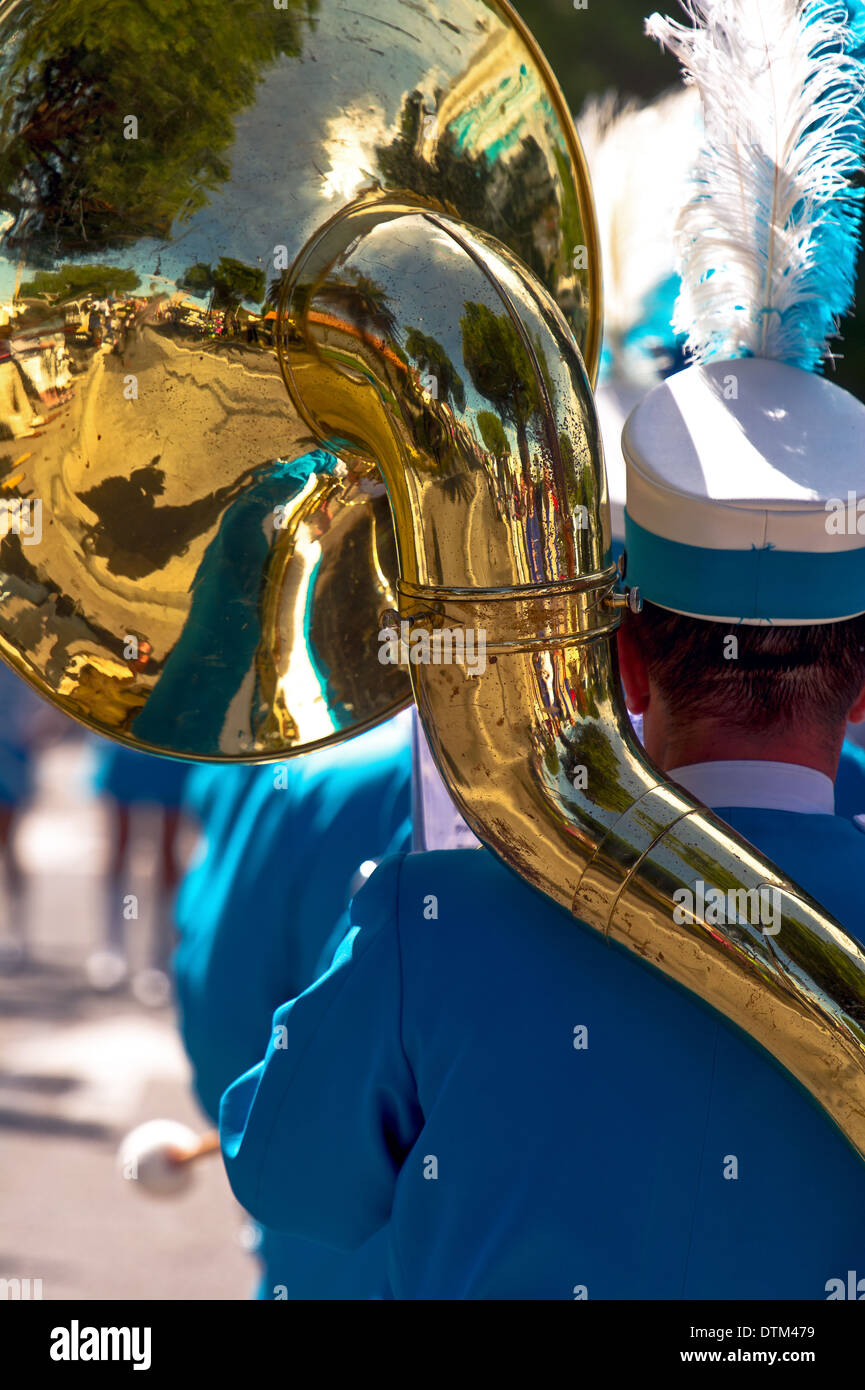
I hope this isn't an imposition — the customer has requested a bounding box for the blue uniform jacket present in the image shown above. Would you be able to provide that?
[221,807,865,1299]
[174,714,412,1298]
[0,664,37,805]
[91,741,193,807]
[837,738,865,819]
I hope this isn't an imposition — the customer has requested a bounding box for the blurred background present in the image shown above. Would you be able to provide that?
[1,0,863,1303]
[0,668,252,1298]
[516,0,865,400]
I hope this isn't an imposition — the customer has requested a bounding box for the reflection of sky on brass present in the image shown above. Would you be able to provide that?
[0,2,541,305]
[280,526,331,742]
[475,247,532,306]
[0,259,18,302]
[321,101,390,202]
[120,0,503,290]
[342,223,526,463]
[424,227,471,262]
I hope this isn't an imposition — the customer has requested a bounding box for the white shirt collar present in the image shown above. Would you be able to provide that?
[411,710,481,851]
[668,760,835,815]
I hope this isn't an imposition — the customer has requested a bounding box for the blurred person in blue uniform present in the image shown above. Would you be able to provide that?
[174,711,412,1297]
[0,664,75,966]
[218,1,865,1297]
[88,740,194,1004]
[0,664,39,965]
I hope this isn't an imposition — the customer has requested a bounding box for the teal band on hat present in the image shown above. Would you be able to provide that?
[624,513,865,623]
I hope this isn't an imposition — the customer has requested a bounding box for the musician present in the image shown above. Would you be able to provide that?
[174,713,412,1298]
[218,0,865,1292]
[586,87,865,829]
[218,360,865,1300]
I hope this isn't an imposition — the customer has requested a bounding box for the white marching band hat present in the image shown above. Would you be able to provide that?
[622,357,865,624]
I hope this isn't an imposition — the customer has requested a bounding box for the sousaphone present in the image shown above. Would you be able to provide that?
[3,0,865,1162]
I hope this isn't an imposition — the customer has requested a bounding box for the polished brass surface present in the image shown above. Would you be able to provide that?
[283,201,865,1158]
[3,0,865,1160]
[0,0,597,757]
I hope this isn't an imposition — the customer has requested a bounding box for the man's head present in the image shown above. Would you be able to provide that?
[618,358,865,774]
[618,602,865,775]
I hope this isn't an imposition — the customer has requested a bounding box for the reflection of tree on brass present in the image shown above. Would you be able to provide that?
[476,410,509,459]
[404,328,465,412]
[303,270,414,447]
[557,428,595,520]
[551,144,590,340]
[475,409,512,516]
[0,0,316,261]
[20,263,141,302]
[461,302,544,474]
[79,459,258,580]
[291,268,401,351]
[179,258,266,314]
[342,271,400,344]
[667,827,865,1017]
[462,299,579,573]
[179,264,216,299]
[565,721,632,816]
[377,92,485,220]
[401,328,472,495]
[375,92,578,303]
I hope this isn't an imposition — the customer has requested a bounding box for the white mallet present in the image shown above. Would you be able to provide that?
[117,1120,220,1197]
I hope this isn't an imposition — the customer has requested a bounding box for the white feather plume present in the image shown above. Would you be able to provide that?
[645,0,865,369]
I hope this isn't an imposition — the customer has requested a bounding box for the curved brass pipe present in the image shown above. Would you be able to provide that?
[281,203,865,1158]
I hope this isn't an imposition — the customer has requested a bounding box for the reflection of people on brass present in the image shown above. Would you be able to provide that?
[130,453,336,756]
[79,460,259,580]
[180,259,267,340]
[87,305,104,349]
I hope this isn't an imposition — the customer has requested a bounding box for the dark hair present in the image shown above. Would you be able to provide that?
[623,601,865,733]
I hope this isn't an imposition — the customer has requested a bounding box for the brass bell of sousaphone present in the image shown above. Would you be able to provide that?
[0,0,600,759]
[3,0,865,1162]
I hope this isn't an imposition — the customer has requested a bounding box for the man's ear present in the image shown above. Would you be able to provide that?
[616,618,651,716]
[848,676,865,724]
